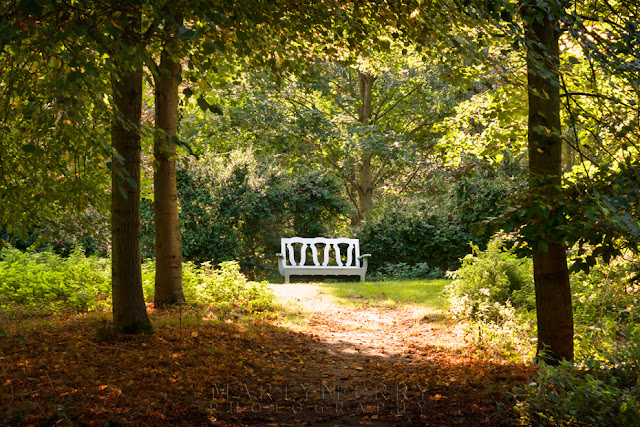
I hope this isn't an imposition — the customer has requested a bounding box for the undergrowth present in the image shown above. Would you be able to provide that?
[0,244,111,313]
[0,245,275,325]
[445,232,535,359]
[370,262,445,280]
[142,260,275,318]
[511,325,640,426]
[447,232,640,423]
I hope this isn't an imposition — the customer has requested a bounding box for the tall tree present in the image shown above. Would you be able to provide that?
[110,1,153,333]
[194,54,468,225]
[522,0,573,363]
[0,0,154,332]
[151,9,184,307]
[460,0,640,362]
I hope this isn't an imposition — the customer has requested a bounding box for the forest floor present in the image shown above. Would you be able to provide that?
[1,283,534,426]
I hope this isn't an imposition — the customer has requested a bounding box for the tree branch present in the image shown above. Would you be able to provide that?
[375,83,422,124]
[399,163,423,194]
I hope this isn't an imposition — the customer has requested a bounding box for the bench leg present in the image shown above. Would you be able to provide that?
[284,273,290,284]
[359,272,366,282]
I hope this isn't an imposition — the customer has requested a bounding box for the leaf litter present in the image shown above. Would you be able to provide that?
[1,284,533,425]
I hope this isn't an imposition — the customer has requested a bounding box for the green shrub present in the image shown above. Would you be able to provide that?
[512,326,640,426]
[0,209,110,258]
[370,262,444,280]
[0,244,111,312]
[571,252,640,327]
[453,174,521,225]
[445,232,535,322]
[442,232,535,355]
[142,260,275,317]
[358,197,479,273]
[141,150,350,278]
[359,171,522,274]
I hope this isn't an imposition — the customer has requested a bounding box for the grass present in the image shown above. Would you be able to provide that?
[315,279,451,326]
[318,279,450,309]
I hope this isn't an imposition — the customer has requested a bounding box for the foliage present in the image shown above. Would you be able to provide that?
[444,232,535,357]
[359,196,475,272]
[0,242,275,321]
[142,150,350,278]
[434,86,527,166]
[0,245,110,313]
[178,51,485,223]
[445,233,535,321]
[370,262,444,280]
[571,250,640,328]
[142,260,274,317]
[0,2,112,238]
[360,167,523,273]
[512,327,640,426]
[563,156,640,273]
[490,155,640,271]
[0,208,110,258]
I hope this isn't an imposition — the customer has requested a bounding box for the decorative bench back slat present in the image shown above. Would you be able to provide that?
[280,237,361,268]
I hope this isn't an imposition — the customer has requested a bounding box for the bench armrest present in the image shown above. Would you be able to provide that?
[276,253,284,275]
[358,253,371,269]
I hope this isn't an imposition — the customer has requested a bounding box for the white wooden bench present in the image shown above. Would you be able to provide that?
[276,237,371,283]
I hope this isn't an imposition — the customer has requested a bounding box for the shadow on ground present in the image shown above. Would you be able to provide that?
[1,306,534,426]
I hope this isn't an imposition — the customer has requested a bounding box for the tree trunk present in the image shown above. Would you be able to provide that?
[352,70,376,226]
[358,155,373,221]
[524,1,573,364]
[111,6,152,334]
[153,19,184,308]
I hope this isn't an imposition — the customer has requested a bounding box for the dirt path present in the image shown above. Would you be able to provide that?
[271,284,466,359]
[246,284,533,426]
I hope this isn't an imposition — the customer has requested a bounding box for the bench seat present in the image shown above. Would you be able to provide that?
[276,237,370,283]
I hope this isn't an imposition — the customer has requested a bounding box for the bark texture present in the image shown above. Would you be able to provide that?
[111,6,152,334]
[524,1,573,363]
[153,25,184,307]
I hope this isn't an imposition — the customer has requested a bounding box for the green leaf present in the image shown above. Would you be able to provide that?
[183,87,193,99]
[125,176,137,189]
[500,9,512,23]
[19,0,43,16]
[21,144,36,153]
[209,104,223,115]
[196,96,209,111]
[203,41,222,55]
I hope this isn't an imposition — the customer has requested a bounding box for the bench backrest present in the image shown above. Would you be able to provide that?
[280,237,362,268]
